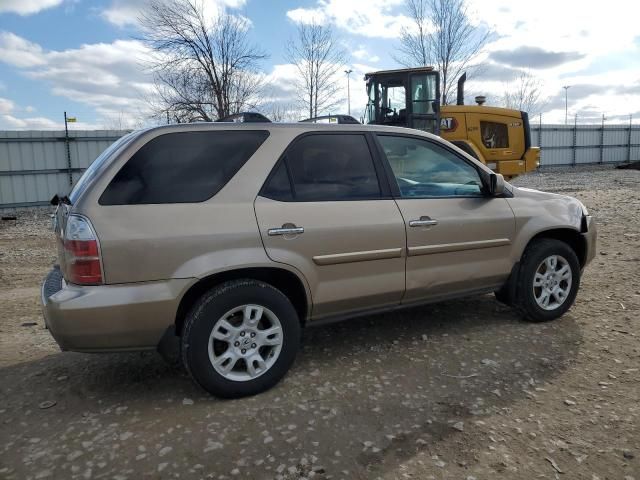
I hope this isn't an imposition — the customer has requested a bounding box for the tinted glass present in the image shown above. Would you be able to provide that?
[286,134,381,201]
[378,135,483,198]
[261,161,293,201]
[100,130,269,205]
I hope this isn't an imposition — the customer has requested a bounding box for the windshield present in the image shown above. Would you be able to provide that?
[69,131,137,203]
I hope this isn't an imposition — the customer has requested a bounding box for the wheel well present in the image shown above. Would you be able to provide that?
[174,267,309,336]
[529,228,587,267]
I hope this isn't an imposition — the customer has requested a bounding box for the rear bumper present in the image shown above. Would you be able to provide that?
[41,269,191,352]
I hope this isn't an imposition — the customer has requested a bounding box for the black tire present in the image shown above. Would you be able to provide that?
[514,238,581,322]
[181,279,301,398]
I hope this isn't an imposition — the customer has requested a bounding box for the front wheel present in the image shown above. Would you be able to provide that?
[181,280,301,398]
[514,239,581,322]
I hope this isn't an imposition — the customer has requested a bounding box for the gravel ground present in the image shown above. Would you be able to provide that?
[0,165,638,480]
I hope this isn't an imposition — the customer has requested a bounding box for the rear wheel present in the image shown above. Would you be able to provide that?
[181,280,301,398]
[514,239,580,322]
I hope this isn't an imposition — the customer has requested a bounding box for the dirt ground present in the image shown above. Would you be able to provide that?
[0,165,638,480]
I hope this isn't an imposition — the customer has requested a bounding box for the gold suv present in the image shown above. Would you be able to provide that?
[42,123,596,398]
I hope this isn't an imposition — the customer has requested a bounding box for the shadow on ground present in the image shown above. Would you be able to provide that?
[0,295,581,479]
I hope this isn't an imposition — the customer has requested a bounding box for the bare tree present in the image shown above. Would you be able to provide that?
[286,22,345,118]
[139,0,267,121]
[396,0,430,67]
[397,0,490,104]
[502,71,547,115]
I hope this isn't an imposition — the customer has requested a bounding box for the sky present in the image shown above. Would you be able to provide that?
[0,0,639,130]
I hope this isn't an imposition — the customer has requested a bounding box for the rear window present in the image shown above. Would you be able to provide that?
[100,130,269,205]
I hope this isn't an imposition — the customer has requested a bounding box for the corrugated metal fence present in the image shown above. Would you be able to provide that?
[1,125,639,210]
[531,123,640,166]
[0,130,129,210]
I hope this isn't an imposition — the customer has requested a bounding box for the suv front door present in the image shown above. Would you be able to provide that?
[375,134,516,303]
[254,132,406,319]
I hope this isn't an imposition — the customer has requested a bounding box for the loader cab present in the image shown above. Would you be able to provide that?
[364,67,440,134]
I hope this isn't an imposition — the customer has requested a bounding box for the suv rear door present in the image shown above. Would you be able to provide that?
[374,133,516,302]
[254,132,406,319]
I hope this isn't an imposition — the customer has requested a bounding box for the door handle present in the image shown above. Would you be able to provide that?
[409,217,438,227]
[268,225,304,236]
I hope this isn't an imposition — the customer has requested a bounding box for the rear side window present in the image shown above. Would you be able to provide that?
[100,130,269,205]
[261,161,293,201]
[262,133,381,202]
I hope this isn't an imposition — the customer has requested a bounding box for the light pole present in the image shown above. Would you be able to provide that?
[563,85,571,125]
[344,69,353,115]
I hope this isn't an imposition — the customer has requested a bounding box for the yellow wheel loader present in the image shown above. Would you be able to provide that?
[363,67,540,178]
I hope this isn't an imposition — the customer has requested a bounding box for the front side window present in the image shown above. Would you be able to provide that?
[264,134,381,202]
[480,121,509,148]
[100,130,269,205]
[378,135,483,198]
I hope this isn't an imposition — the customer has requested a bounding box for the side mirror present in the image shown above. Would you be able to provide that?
[489,173,505,196]
[431,101,440,114]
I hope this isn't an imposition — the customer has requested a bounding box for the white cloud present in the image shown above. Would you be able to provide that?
[0,32,156,128]
[0,32,46,67]
[470,0,639,59]
[0,0,64,15]
[287,0,412,38]
[0,97,63,129]
[437,0,640,122]
[352,46,380,63]
[102,0,248,27]
[101,0,144,26]
[1,114,59,129]
[0,97,14,114]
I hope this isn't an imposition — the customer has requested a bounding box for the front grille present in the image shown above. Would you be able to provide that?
[42,266,64,302]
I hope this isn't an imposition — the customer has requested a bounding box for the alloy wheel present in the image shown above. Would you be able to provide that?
[207,305,283,382]
[532,254,572,311]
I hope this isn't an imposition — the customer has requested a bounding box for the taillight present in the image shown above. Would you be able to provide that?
[64,215,103,285]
